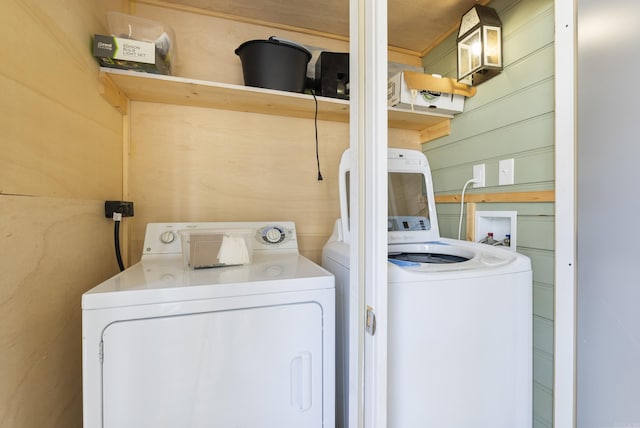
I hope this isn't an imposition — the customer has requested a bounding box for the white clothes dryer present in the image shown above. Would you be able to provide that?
[83,221,335,428]
[322,149,532,428]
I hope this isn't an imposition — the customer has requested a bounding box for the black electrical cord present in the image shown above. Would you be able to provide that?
[113,215,125,272]
[311,89,323,181]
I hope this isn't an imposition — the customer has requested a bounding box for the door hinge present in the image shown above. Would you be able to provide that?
[366,306,376,336]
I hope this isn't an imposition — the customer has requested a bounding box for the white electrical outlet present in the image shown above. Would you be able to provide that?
[499,158,515,185]
[473,164,485,187]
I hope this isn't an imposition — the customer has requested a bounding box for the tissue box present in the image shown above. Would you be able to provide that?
[179,229,254,270]
[388,71,465,115]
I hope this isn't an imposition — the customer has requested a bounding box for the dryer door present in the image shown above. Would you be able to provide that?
[101,302,323,428]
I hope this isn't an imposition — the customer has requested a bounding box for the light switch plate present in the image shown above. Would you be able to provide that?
[473,164,485,187]
[499,158,515,185]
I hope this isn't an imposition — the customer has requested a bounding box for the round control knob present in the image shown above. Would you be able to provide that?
[264,227,282,243]
[160,231,176,244]
[264,227,283,243]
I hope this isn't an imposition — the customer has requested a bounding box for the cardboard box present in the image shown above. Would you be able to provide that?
[388,71,466,115]
[178,229,254,270]
[93,34,171,75]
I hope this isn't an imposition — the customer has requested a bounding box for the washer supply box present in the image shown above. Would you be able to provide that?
[388,71,467,115]
[179,229,254,270]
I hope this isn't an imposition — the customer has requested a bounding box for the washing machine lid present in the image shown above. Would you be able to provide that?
[387,149,441,244]
[82,253,334,310]
[387,238,531,276]
[337,148,442,245]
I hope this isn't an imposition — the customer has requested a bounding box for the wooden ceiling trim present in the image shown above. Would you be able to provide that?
[389,45,422,58]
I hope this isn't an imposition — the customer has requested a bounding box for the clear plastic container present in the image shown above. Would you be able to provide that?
[106,11,178,74]
[179,229,254,270]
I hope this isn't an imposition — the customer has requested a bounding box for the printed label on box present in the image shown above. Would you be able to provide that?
[93,34,155,64]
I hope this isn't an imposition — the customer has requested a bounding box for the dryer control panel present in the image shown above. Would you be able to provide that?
[142,221,298,256]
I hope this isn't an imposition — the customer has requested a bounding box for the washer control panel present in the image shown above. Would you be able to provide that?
[142,221,298,256]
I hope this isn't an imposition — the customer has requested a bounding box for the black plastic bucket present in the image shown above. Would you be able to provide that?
[235,36,312,93]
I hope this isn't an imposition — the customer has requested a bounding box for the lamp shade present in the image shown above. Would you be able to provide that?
[457,5,502,85]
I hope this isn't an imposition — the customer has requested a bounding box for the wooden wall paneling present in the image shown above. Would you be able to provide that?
[532,314,554,428]
[388,128,421,150]
[533,383,554,428]
[501,0,555,66]
[431,159,555,195]
[534,280,554,320]
[1,1,127,426]
[437,79,554,151]
[387,50,423,69]
[462,45,555,112]
[130,2,350,84]
[424,50,555,193]
[127,2,420,86]
[0,1,124,199]
[0,76,123,198]
[514,212,555,252]
[433,202,459,239]
[425,112,554,169]
[127,102,350,263]
[115,3,426,264]
[534,347,554,391]
[126,113,421,264]
[0,195,121,427]
[432,128,555,190]
[0,0,121,133]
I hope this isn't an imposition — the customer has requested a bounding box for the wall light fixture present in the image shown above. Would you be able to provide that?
[457,5,503,86]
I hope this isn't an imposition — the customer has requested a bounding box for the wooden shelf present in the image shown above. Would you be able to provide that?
[434,190,555,204]
[99,67,452,142]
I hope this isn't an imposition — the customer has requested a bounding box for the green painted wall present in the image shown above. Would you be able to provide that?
[421,0,555,427]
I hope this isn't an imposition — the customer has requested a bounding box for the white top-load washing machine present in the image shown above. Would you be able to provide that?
[322,149,532,428]
[82,221,335,428]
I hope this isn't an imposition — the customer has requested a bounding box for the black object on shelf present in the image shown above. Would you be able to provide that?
[235,36,312,93]
[315,52,349,99]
